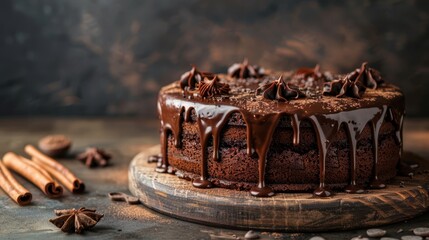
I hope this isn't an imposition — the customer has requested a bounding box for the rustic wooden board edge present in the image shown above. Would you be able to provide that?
[129,146,429,232]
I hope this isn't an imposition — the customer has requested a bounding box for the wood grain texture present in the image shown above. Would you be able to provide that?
[129,145,429,231]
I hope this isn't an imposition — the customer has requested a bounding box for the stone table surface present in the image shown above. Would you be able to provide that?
[0,117,428,240]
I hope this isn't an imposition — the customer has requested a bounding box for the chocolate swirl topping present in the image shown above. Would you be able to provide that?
[179,66,213,90]
[294,64,326,82]
[323,63,373,98]
[256,76,305,101]
[199,75,230,98]
[323,76,366,98]
[228,59,265,79]
[323,62,385,98]
[359,62,384,89]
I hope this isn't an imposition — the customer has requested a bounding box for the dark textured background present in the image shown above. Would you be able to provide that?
[1,0,428,117]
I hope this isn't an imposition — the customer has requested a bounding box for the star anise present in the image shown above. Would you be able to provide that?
[49,207,104,234]
[179,65,214,90]
[198,75,231,98]
[227,58,264,79]
[256,75,305,101]
[77,147,111,168]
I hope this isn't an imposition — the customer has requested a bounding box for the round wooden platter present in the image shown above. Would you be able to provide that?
[129,145,429,232]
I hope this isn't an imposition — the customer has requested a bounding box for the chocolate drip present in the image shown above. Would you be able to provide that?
[157,129,169,173]
[184,107,194,122]
[388,108,404,146]
[308,115,339,197]
[193,105,238,189]
[242,112,281,197]
[157,96,202,173]
[398,114,404,159]
[157,96,185,173]
[387,107,405,167]
[309,107,383,196]
[291,114,301,146]
[369,106,388,189]
[343,122,362,194]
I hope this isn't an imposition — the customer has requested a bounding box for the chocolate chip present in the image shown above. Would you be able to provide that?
[401,236,423,240]
[351,237,369,240]
[410,164,419,169]
[309,236,325,240]
[367,228,386,237]
[413,228,429,237]
[244,230,259,239]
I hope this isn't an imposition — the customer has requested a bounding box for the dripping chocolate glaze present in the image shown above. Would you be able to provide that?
[242,112,281,197]
[157,75,405,197]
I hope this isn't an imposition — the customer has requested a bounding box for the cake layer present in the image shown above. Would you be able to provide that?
[167,119,399,191]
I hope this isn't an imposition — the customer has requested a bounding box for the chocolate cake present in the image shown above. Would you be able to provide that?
[155,60,405,197]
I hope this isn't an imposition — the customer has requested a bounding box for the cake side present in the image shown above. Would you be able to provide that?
[167,118,400,192]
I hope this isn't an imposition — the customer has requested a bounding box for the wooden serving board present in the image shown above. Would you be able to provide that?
[129,145,429,231]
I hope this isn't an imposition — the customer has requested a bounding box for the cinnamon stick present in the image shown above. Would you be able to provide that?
[25,157,54,181]
[3,152,63,198]
[25,145,85,193]
[0,161,32,206]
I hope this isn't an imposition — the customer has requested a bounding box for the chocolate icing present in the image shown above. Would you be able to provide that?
[357,62,384,89]
[256,76,305,101]
[179,66,213,90]
[324,70,366,98]
[198,75,231,98]
[323,62,385,98]
[228,59,264,79]
[157,65,404,198]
